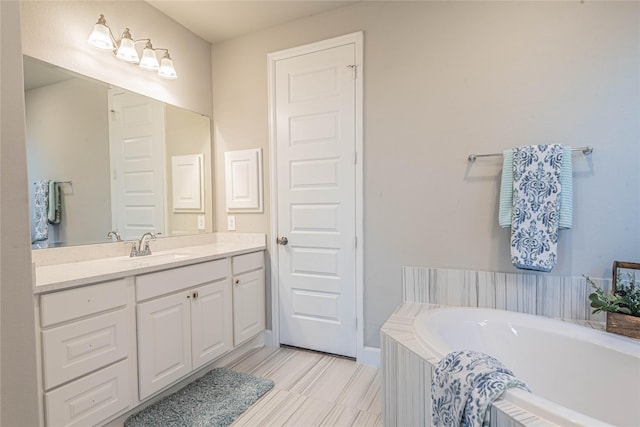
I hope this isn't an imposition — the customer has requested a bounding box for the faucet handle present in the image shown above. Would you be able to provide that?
[141,232,161,252]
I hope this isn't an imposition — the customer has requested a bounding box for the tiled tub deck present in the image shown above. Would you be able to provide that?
[380,267,610,427]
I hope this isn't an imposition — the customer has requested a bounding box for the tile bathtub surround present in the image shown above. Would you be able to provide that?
[402,266,611,323]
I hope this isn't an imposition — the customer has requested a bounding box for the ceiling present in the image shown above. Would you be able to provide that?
[146,1,357,45]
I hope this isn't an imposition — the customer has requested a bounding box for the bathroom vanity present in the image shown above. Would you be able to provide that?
[32,233,266,427]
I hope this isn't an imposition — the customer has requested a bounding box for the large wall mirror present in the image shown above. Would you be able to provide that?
[24,56,213,249]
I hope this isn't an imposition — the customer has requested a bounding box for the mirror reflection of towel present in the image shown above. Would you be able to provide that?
[33,180,49,242]
[48,180,61,224]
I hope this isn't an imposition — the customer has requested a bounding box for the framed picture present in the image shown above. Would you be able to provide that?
[612,261,640,292]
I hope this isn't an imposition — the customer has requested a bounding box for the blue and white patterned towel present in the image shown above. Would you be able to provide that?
[33,179,49,242]
[510,144,563,272]
[431,350,530,427]
[499,145,572,230]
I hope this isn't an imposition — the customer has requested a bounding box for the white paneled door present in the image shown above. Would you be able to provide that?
[274,40,358,357]
[108,89,165,240]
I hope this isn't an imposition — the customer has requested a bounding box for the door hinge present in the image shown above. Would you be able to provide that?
[354,152,357,165]
[347,64,357,80]
[355,317,358,329]
[354,236,357,248]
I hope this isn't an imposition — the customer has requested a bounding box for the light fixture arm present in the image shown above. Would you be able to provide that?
[137,42,171,55]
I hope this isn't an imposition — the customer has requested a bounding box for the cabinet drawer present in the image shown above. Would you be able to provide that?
[136,259,229,302]
[42,309,129,390]
[45,359,130,427]
[232,251,264,275]
[40,280,127,327]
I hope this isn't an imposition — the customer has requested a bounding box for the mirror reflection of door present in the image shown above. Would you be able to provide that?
[108,88,166,240]
[24,56,214,248]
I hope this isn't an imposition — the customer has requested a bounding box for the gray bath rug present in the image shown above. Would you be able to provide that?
[124,368,274,427]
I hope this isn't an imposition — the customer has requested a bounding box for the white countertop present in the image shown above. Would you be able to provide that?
[33,235,266,294]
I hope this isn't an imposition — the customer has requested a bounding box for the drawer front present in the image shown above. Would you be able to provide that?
[232,251,264,275]
[136,259,229,302]
[42,309,129,390]
[40,279,127,327]
[45,359,131,427]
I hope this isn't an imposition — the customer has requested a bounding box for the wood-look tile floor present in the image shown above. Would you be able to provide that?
[225,346,382,427]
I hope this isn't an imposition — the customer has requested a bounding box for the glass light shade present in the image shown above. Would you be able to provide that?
[158,55,177,80]
[116,34,139,63]
[139,47,160,71]
[88,23,113,51]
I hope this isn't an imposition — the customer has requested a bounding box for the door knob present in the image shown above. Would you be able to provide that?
[276,236,288,245]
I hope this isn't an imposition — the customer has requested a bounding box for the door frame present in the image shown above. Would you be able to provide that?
[267,32,364,361]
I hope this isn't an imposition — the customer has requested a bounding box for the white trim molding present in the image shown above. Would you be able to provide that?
[362,346,381,368]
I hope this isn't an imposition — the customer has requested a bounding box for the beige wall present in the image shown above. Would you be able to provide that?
[20,1,212,117]
[1,1,40,425]
[211,1,640,347]
[26,78,111,246]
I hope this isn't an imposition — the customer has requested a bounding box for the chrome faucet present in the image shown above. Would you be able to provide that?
[107,230,122,242]
[130,232,160,257]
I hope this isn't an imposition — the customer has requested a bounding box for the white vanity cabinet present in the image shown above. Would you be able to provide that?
[135,259,232,400]
[232,251,266,346]
[35,240,267,427]
[38,279,132,427]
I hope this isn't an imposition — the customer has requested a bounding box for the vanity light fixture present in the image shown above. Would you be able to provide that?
[139,41,160,70]
[88,14,177,79]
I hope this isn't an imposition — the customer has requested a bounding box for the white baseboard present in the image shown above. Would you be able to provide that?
[264,329,276,347]
[360,346,380,367]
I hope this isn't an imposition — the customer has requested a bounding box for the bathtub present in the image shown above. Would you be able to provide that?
[414,307,640,427]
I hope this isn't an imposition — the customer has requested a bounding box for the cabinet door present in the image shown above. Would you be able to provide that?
[191,280,232,369]
[137,291,191,400]
[233,269,265,346]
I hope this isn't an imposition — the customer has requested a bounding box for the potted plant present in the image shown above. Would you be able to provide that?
[587,261,640,339]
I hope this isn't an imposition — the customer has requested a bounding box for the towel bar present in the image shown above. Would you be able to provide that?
[468,146,593,162]
[33,180,72,185]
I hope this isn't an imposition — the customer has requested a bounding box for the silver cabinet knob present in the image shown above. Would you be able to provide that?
[276,236,288,245]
